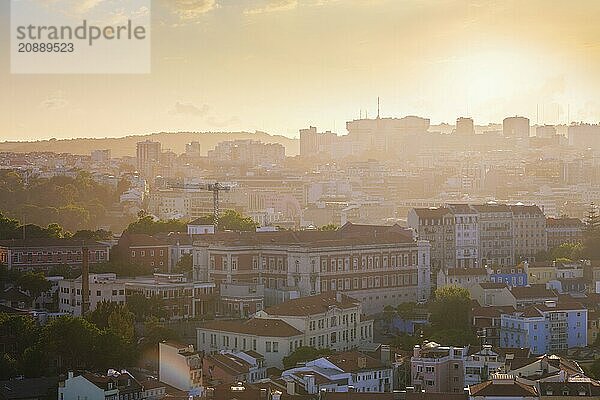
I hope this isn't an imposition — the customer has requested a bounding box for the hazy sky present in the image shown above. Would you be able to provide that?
[2,0,600,140]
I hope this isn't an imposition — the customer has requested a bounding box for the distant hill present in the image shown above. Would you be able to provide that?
[0,131,300,157]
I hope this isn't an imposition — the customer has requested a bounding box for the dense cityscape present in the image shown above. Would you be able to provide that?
[1,112,600,400]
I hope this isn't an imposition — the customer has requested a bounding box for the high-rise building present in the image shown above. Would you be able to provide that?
[535,124,557,138]
[455,117,475,136]
[568,123,600,149]
[185,141,201,158]
[90,149,111,163]
[136,140,161,178]
[503,116,530,138]
[346,115,430,153]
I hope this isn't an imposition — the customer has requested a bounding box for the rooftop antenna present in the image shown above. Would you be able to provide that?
[377,97,380,119]
[536,104,539,125]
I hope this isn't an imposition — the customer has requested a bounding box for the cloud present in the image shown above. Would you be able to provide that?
[170,102,210,117]
[206,116,240,127]
[165,0,219,22]
[244,0,298,15]
[40,91,69,110]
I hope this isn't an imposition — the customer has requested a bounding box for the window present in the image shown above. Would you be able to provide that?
[266,341,272,352]
[272,342,279,352]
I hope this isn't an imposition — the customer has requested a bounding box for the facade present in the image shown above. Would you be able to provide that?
[58,273,126,316]
[546,217,584,248]
[500,300,588,354]
[489,263,529,287]
[469,282,517,307]
[255,292,373,352]
[123,273,216,319]
[117,233,170,272]
[456,117,475,136]
[207,139,285,167]
[447,204,479,268]
[437,267,489,290]
[463,345,503,387]
[136,140,161,178]
[528,262,557,285]
[472,204,514,267]
[407,207,455,270]
[196,317,305,368]
[282,351,393,394]
[193,222,431,314]
[218,282,264,318]
[411,343,468,394]
[158,341,202,392]
[503,116,530,138]
[299,126,340,157]
[0,239,110,272]
[510,205,547,263]
[58,370,142,400]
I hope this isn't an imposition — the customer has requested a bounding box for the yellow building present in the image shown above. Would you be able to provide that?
[528,262,556,284]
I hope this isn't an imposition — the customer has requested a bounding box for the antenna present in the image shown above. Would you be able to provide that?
[377,97,380,119]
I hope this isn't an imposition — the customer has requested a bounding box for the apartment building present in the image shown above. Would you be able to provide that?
[472,204,515,267]
[437,267,489,290]
[193,222,431,314]
[489,263,529,287]
[0,239,110,272]
[207,139,285,167]
[158,341,202,392]
[446,204,479,268]
[546,217,584,248]
[254,292,373,352]
[500,299,587,354]
[282,351,393,394]
[510,205,547,263]
[411,343,468,393]
[407,207,455,270]
[58,273,125,316]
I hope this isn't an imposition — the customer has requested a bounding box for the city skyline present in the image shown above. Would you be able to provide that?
[2,0,600,140]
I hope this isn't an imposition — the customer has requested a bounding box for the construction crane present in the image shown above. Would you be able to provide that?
[168,182,231,231]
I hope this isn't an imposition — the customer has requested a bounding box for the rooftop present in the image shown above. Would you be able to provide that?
[199,318,303,337]
[264,291,359,317]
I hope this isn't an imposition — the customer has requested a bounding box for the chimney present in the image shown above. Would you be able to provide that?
[286,381,295,395]
[68,371,74,379]
[413,345,421,358]
[81,246,90,315]
[357,356,367,369]
[380,344,391,366]
[271,390,282,400]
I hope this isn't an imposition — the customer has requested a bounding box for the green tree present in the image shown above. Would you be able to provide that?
[430,286,471,331]
[125,215,187,235]
[17,272,51,305]
[174,253,193,274]
[318,223,339,231]
[193,210,258,232]
[107,306,135,343]
[127,293,167,321]
[141,317,179,349]
[87,301,121,329]
[43,315,101,371]
[282,346,334,368]
[72,229,113,241]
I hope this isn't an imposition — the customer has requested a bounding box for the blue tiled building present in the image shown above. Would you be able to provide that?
[499,299,587,354]
[489,264,528,287]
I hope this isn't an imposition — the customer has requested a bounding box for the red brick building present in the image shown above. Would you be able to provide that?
[0,238,110,272]
[117,233,170,271]
[193,223,431,314]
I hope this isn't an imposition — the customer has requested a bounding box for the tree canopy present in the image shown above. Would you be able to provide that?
[282,346,334,368]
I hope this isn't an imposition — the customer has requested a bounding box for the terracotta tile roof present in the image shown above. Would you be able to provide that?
[0,238,108,248]
[471,204,512,213]
[325,351,385,373]
[411,207,452,219]
[199,318,303,337]
[539,381,600,396]
[194,222,414,247]
[264,291,359,317]
[510,285,557,299]
[445,267,488,276]
[405,393,468,400]
[120,233,168,247]
[479,282,509,289]
[546,217,584,228]
[509,204,544,215]
[469,378,537,396]
[206,353,252,376]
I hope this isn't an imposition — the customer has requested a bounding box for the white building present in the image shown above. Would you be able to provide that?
[254,291,374,352]
[282,351,393,394]
[197,317,305,368]
[58,370,142,400]
[158,341,203,392]
[58,273,126,316]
